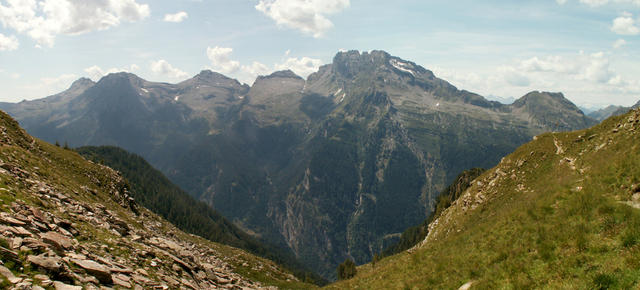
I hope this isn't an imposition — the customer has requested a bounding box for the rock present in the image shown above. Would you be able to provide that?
[41,231,73,251]
[0,213,26,226]
[9,237,22,249]
[34,274,50,281]
[71,259,112,284]
[8,226,32,237]
[52,281,82,290]
[21,237,48,252]
[459,281,474,290]
[112,274,132,288]
[0,265,22,284]
[28,255,63,273]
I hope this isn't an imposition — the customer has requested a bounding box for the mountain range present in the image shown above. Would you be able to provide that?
[0,50,597,279]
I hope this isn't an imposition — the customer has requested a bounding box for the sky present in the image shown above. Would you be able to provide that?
[0,0,639,109]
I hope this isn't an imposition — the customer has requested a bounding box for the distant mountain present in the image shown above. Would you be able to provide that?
[587,100,640,122]
[330,108,640,289]
[0,50,597,279]
[0,110,311,289]
[486,95,516,104]
[588,105,625,121]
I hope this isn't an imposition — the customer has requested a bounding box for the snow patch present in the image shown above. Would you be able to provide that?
[339,92,346,103]
[390,59,416,76]
[174,96,180,101]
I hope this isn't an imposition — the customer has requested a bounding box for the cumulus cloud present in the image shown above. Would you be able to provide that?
[0,33,18,51]
[518,52,619,84]
[613,38,627,48]
[242,61,271,76]
[84,64,139,81]
[611,12,640,35]
[163,11,188,23]
[432,50,640,107]
[206,46,241,73]
[150,59,188,79]
[274,56,322,77]
[255,0,350,38]
[204,46,322,84]
[0,0,150,47]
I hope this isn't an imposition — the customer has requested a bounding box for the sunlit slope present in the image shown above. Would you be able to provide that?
[330,109,640,289]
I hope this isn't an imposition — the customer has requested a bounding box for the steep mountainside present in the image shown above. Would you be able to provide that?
[0,111,311,289]
[75,146,322,284]
[0,50,597,279]
[380,168,486,257]
[330,108,640,289]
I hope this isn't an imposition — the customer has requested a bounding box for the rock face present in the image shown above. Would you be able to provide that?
[0,111,307,289]
[0,50,597,279]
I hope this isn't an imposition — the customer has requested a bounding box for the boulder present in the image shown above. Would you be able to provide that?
[0,265,22,284]
[27,255,63,273]
[71,259,112,284]
[41,231,73,251]
[52,281,82,290]
[0,214,26,226]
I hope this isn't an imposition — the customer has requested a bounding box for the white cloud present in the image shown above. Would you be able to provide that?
[204,46,322,84]
[0,33,18,51]
[0,0,150,47]
[613,38,627,48]
[242,61,271,76]
[611,12,640,35]
[163,11,188,23]
[150,59,188,79]
[274,56,322,77]
[255,0,350,38]
[84,64,139,81]
[433,50,640,107]
[517,52,619,84]
[206,46,241,73]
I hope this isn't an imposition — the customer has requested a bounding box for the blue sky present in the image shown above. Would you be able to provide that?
[0,0,639,108]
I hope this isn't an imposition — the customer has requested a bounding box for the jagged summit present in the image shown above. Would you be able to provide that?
[68,77,95,91]
[258,69,303,80]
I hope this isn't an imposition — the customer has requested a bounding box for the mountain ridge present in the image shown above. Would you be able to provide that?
[0,50,598,279]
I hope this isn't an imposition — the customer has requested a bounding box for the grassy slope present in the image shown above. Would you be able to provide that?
[0,111,314,289]
[329,109,640,289]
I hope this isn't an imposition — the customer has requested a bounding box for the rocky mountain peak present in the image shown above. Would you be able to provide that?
[257,70,303,81]
[513,91,582,113]
[96,72,145,89]
[68,77,95,91]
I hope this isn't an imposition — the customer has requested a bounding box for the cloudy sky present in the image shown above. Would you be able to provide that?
[0,0,639,108]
